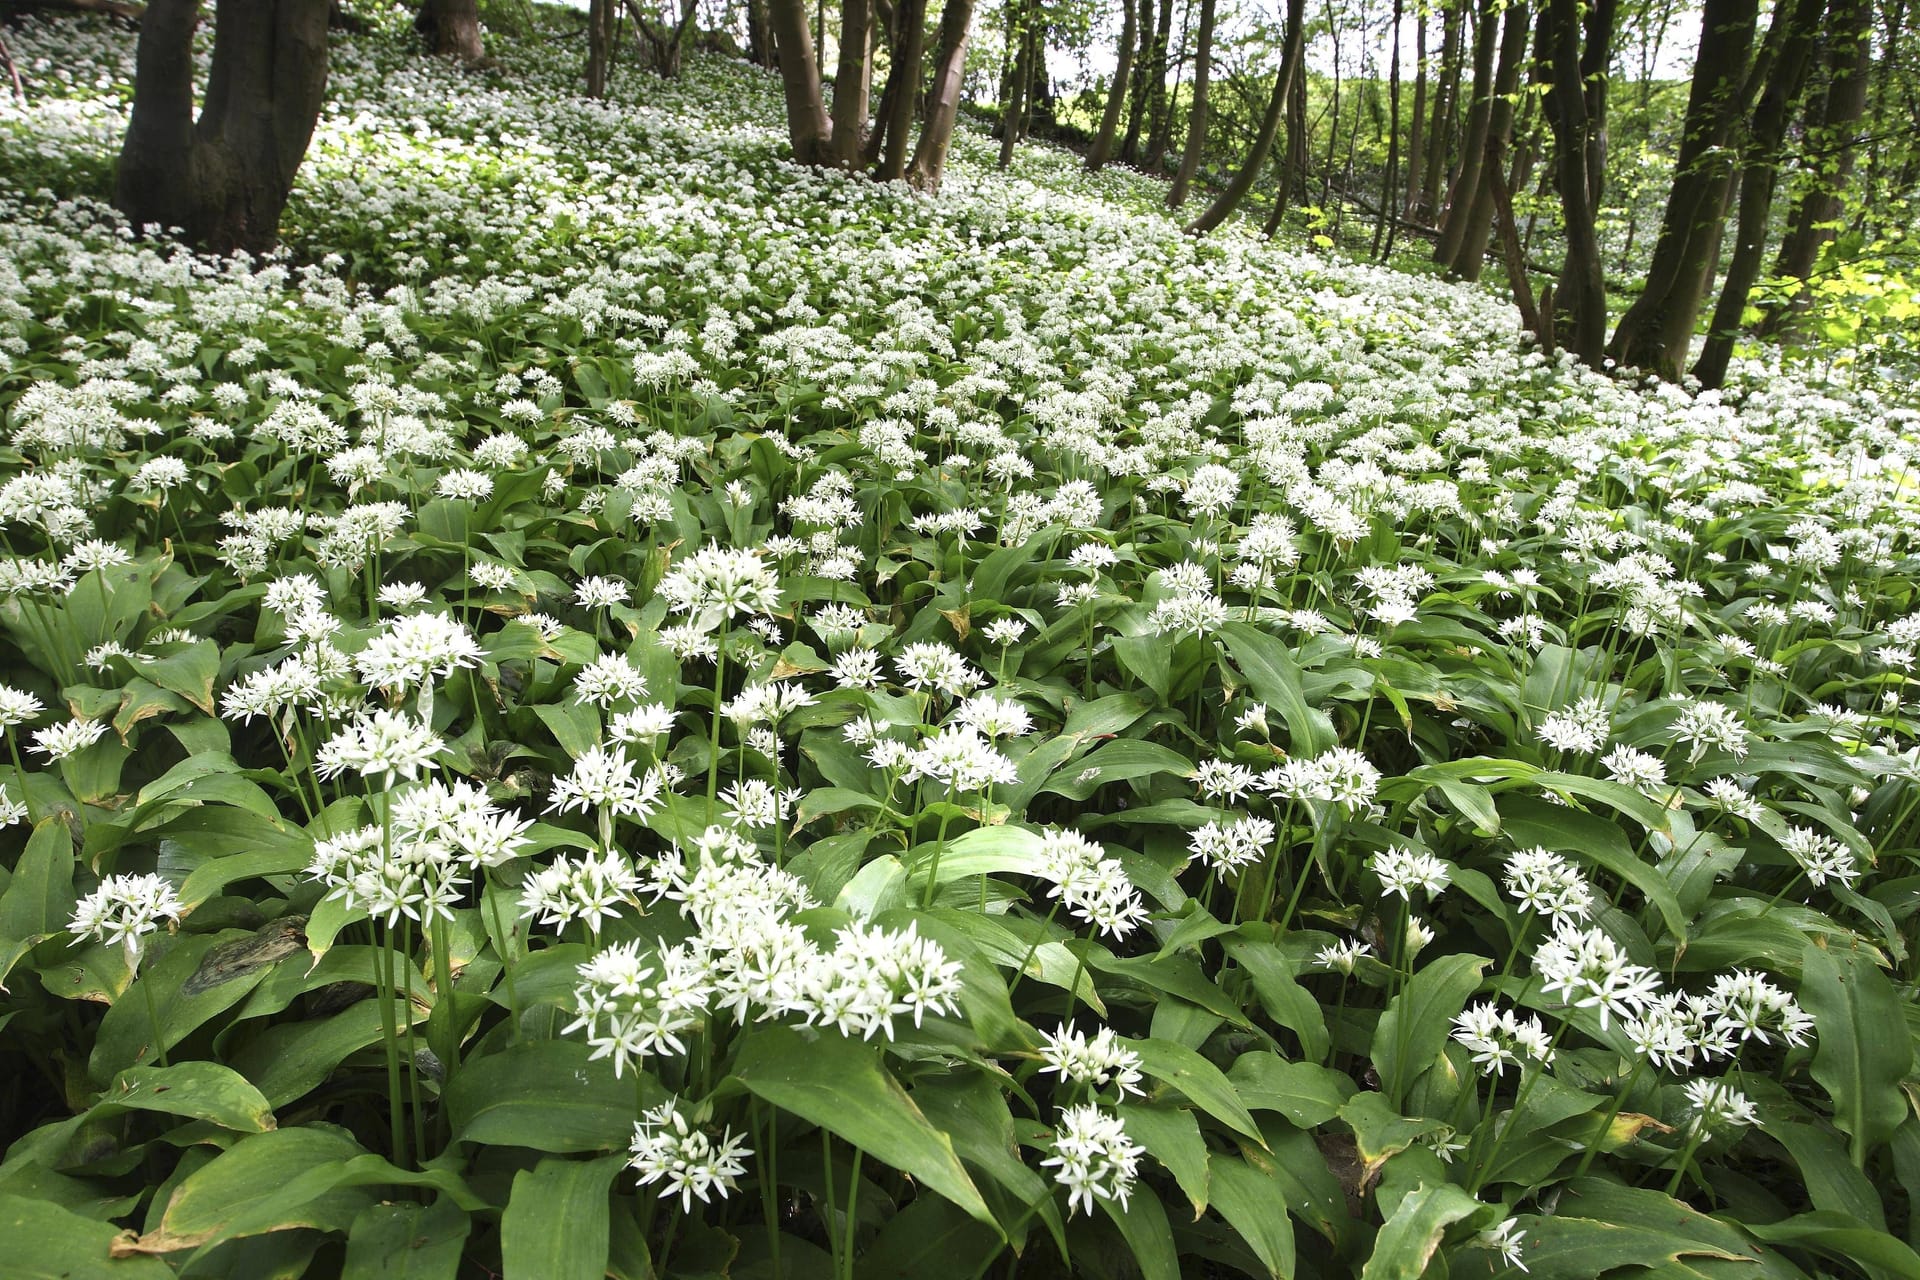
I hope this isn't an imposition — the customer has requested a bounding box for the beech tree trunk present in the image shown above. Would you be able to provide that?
[1692,0,1825,387]
[1404,7,1428,217]
[1119,0,1157,164]
[829,0,874,166]
[1372,0,1405,259]
[1167,0,1215,206]
[1419,0,1463,219]
[1143,0,1183,168]
[1445,0,1529,279]
[418,0,482,62]
[906,0,976,191]
[769,0,833,162]
[586,0,617,96]
[1188,0,1303,235]
[1542,0,1607,365]
[1087,0,1137,169]
[997,0,1034,168]
[1607,0,1761,378]
[1760,0,1871,335]
[1434,0,1497,264]
[116,0,331,257]
[868,0,928,178]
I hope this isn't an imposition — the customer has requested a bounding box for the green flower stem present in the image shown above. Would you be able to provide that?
[138,964,168,1069]
[1663,1121,1708,1197]
[1005,898,1063,999]
[820,1128,840,1278]
[705,620,730,820]
[842,1146,863,1280]
[920,786,956,910]
[485,867,523,1045]
[1572,1057,1645,1180]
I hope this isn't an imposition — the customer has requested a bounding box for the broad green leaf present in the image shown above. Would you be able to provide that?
[857,1191,1005,1280]
[0,818,77,988]
[1099,1181,1179,1280]
[100,1062,275,1133]
[1360,1181,1484,1280]
[1118,1103,1210,1218]
[906,824,1043,890]
[1499,794,1689,942]
[1747,1210,1920,1278]
[1040,740,1194,801]
[1371,953,1488,1108]
[1222,934,1330,1060]
[446,1040,658,1153]
[1765,1120,1887,1228]
[0,1192,175,1279]
[500,1156,623,1280]
[1506,1179,1761,1279]
[343,1199,471,1280]
[1221,623,1337,755]
[913,1073,1065,1254]
[1129,1037,1265,1145]
[726,1024,997,1229]
[1208,1150,1298,1279]
[1801,941,1912,1163]
[1228,1052,1356,1128]
[119,1126,371,1257]
[90,930,280,1082]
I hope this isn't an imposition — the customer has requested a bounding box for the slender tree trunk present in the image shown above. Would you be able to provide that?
[869,0,928,177]
[770,0,833,162]
[1143,0,1184,168]
[1859,0,1907,223]
[1542,0,1607,365]
[586,0,617,95]
[1446,0,1528,278]
[1419,0,1463,218]
[1087,0,1137,169]
[829,0,874,166]
[1760,0,1870,335]
[1434,0,1496,263]
[748,0,775,66]
[117,0,331,256]
[1190,0,1303,234]
[1119,0,1159,164]
[418,0,482,62]
[1404,5,1428,217]
[1693,0,1825,386]
[1608,0,1762,377]
[998,0,1033,167]
[1321,0,1342,216]
[906,0,976,191]
[1373,0,1406,258]
[1167,0,1215,206]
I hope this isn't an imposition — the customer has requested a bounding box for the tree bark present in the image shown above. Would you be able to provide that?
[829,0,874,166]
[116,0,331,257]
[586,0,616,95]
[1419,0,1463,219]
[1692,0,1825,386]
[869,0,928,177]
[1434,0,1497,264]
[1119,0,1159,164]
[418,0,482,62]
[1607,0,1762,377]
[1445,0,1529,279]
[1403,4,1429,217]
[906,0,975,191]
[1759,0,1870,335]
[997,0,1033,167]
[1167,0,1215,206]
[747,0,775,66]
[1373,0,1406,258]
[1542,0,1607,365]
[1087,0,1137,169]
[1188,0,1303,234]
[1143,0,1183,168]
[770,0,832,162]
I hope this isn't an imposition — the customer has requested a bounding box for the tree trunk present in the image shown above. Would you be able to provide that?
[1607,0,1762,377]
[1760,0,1870,335]
[1419,0,1463,219]
[1087,0,1137,169]
[1403,5,1428,217]
[1189,0,1303,234]
[1542,0,1607,365]
[747,0,775,66]
[770,0,833,162]
[997,0,1033,167]
[906,0,976,191]
[116,0,331,257]
[869,0,928,177]
[1143,0,1183,168]
[1434,0,1497,264]
[418,0,482,62]
[1167,0,1215,206]
[1445,0,1529,279]
[1372,0,1405,258]
[829,0,874,166]
[1119,0,1158,164]
[586,0,616,96]
[1693,0,1825,387]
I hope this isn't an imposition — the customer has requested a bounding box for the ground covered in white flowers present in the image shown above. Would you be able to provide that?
[0,10,1918,1280]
